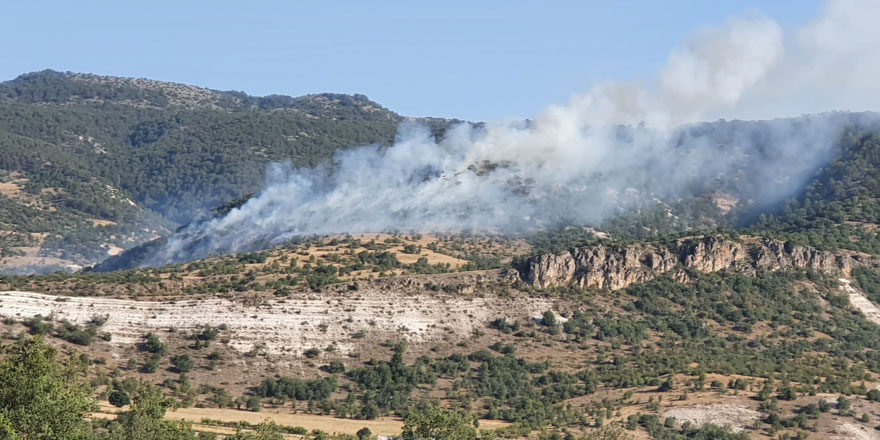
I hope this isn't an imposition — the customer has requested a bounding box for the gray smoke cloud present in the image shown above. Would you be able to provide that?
[145,0,880,266]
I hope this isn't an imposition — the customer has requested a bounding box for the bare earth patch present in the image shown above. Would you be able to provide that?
[0,181,22,198]
[832,422,880,440]
[89,219,118,227]
[839,278,880,325]
[662,404,760,432]
[0,289,551,360]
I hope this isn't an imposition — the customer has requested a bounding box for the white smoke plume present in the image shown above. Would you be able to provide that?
[145,0,880,266]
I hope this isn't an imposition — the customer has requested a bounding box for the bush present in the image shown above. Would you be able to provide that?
[108,390,131,407]
[194,326,220,341]
[246,396,262,412]
[54,321,96,346]
[171,354,195,373]
[303,348,321,359]
[88,314,109,326]
[141,333,167,354]
[323,360,346,374]
[356,427,372,439]
[142,355,161,373]
[23,316,54,335]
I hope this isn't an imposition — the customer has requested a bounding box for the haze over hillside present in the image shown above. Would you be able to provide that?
[7,2,880,440]
[0,70,458,273]
[4,0,880,274]
[99,0,880,269]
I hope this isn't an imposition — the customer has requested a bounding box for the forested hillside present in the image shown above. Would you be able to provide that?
[5,70,880,277]
[7,72,880,438]
[0,70,453,273]
[752,126,880,252]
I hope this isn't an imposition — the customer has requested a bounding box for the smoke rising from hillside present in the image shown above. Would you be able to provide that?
[145,0,880,266]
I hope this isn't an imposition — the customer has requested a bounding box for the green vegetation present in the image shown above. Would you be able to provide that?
[8,72,880,440]
[401,406,478,440]
[750,127,880,252]
[0,70,457,268]
[0,337,455,440]
[0,336,94,439]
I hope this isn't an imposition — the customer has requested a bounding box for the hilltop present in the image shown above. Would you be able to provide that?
[0,70,457,273]
[5,70,880,277]
[7,71,880,439]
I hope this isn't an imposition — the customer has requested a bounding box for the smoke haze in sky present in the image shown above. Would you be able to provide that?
[145,0,880,266]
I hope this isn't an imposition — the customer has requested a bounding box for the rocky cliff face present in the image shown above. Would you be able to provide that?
[528,236,856,290]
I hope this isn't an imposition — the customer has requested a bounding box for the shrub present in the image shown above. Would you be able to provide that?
[303,348,321,359]
[323,360,346,374]
[23,316,54,335]
[246,396,261,412]
[141,333,167,354]
[142,355,161,373]
[108,390,131,407]
[171,354,195,373]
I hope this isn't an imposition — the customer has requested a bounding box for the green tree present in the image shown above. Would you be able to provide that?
[225,422,283,440]
[108,383,196,440]
[171,355,195,373]
[356,427,372,439]
[0,337,94,440]
[141,333,166,355]
[246,396,262,412]
[581,425,633,440]
[109,390,131,407]
[400,407,477,440]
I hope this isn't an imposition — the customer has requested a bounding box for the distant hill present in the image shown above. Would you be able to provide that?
[0,70,456,273]
[6,70,880,275]
[94,112,880,272]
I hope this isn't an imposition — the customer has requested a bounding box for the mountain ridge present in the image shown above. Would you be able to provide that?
[0,70,459,273]
[0,69,396,115]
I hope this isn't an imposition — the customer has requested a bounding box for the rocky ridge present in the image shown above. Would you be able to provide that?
[527,236,864,290]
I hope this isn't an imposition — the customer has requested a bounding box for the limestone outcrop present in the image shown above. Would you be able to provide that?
[527,236,855,290]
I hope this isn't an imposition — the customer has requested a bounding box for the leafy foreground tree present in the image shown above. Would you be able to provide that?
[0,337,331,440]
[105,384,196,440]
[400,407,478,440]
[225,421,284,440]
[106,387,288,440]
[0,336,94,440]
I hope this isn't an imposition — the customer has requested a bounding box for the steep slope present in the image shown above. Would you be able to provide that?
[100,112,880,271]
[0,129,168,273]
[0,70,455,273]
[751,124,880,253]
[0,70,408,220]
[526,235,863,290]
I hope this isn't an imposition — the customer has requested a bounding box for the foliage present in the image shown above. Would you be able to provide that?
[108,390,131,407]
[256,376,337,401]
[106,383,197,440]
[0,337,94,440]
[400,407,477,440]
[224,422,284,440]
[0,70,457,266]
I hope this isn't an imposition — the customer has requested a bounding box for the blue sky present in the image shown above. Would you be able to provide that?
[1,1,823,121]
